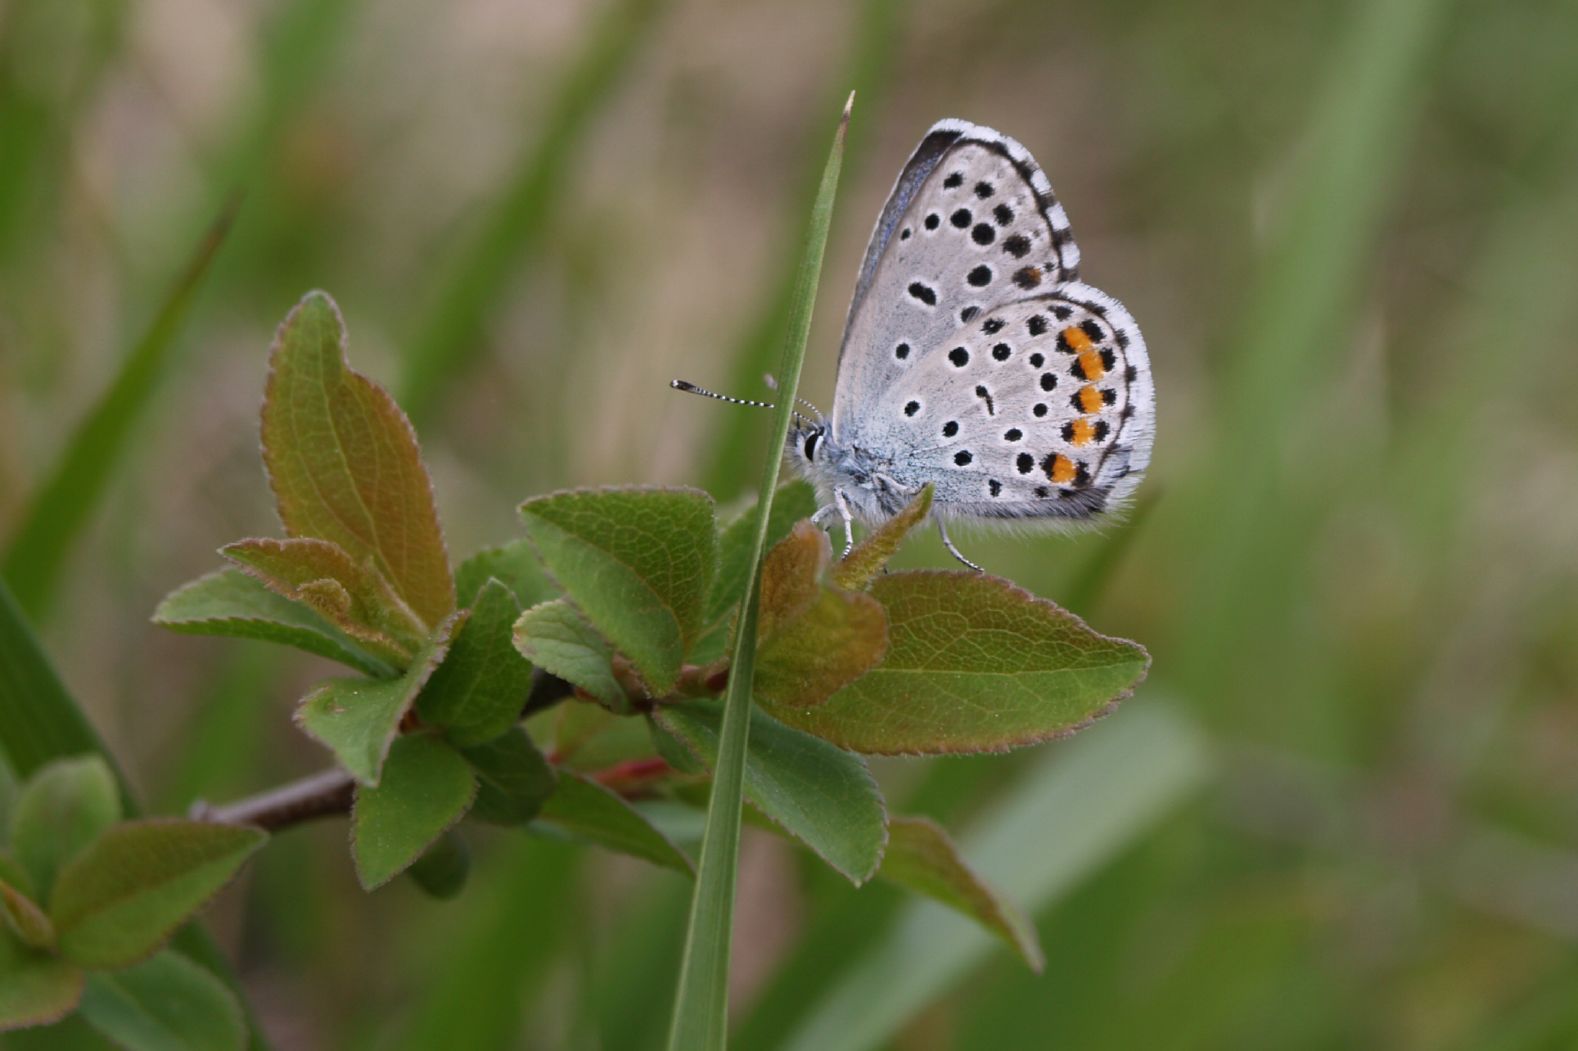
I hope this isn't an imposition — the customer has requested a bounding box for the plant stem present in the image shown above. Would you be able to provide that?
[194,767,355,830]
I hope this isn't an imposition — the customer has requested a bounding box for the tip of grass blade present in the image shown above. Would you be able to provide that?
[842,90,855,123]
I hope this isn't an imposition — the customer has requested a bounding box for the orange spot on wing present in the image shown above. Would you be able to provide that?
[1068,418,1095,446]
[1077,385,1103,414]
[1077,347,1106,379]
[1062,325,1093,352]
[1048,454,1077,485]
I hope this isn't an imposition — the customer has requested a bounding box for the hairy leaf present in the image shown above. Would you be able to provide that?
[0,928,82,1031]
[518,487,716,694]
[223,537,426,665]
[462,728,556,826]
[654,703,886,884]
[352,735,477,890]
[512,599,623,710]
[879,816,1041,970]
[152,569,394,677]
[262,291,455,627]
[832,484,933,591]
[764,571,1148,754]
[756,521,827,639]
[9,756,120,900]
[50,820,266,970]
[456,540,558,610]
[295,622,456,785]
[705,481,820,628]
[78,950,244,1051]
[415,579,530,745]
[535,771,692,875]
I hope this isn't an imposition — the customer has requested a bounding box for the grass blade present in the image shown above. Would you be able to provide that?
[1,195,240,619]
[665,94,852,1051]
[396,0,664,424]
[775,704,1209,1051]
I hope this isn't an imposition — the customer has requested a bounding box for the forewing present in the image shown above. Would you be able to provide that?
[831,120,1082,438]
[865,284,1154,523]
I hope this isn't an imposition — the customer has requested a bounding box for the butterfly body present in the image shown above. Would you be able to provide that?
[779,119,1155,567]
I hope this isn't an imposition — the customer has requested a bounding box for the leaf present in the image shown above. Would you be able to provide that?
[351,735,477,890]
[462,728,556,826]
[512,599,623,710]
[745,522,888,709]
[261,290,455,627]
[763,571,1149,755]
[295,622,456,785]
[667,95,851,1051]
[878,816,1041,970]
[654,703,886,885]
[415,579,531,745]
[775,706,1209,1051]
[78,950,244,1051]
[535,771,692,875]
[222,537,426,665]
[152,569,394,678]
[456,540,558,609]
[1,199,237,619]
[0,928,83,1031]
[704,481,820,627]
[49,820,266,970]
[831,484,933,591]
[518,487,716,694]
[9,756,121,900]
[0,878,54,951]
[405,830,471,900]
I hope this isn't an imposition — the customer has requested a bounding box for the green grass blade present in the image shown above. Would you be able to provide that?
[1,196,240,619]
[775,704,1209,1051]
[396,0,664,424]
[700,0,902,495]
[665,95,851,1051]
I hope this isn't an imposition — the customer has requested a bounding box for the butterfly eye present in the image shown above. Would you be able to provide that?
[803,431,821,461]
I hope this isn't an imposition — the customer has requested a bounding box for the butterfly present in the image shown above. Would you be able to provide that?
[677,119,1154,571]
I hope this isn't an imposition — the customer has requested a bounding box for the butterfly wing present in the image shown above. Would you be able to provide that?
[831,120,1082,442]
[860,284,1154,523]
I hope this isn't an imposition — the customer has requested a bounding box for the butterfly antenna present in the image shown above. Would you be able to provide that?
[761,373,824,420]
[670,379,811,424]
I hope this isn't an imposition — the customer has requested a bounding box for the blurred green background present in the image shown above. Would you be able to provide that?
[3,0,1577,1047]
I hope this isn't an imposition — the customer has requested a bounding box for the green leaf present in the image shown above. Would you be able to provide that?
[415,579,531,745]
[878,816,1041,970]
[49,820,266,970]
[831,484,933,591]
[456,540,558,609]
[518,487,717,695]
[512,599,624,710]
[295,622,456,785]
[763,571,1149,755]
[753,523,888,710]
[1,199,237,619]
[667,95,850,1051]
[0,928,83,1032]
[654,703,886,885]
[222,536,426,666]
[535,771,692,875]
[78,950,244,1051]
[776,706,1209,1051]
[0,878,54,950]
[405,830,471,900]
[9,756,121,900]
[462,728,556,826]
[152,569,394,678]
[261,290,456,627]
[351,735,477,890]
[705,481,820,627]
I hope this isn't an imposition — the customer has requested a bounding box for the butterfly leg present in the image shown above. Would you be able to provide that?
[833,488,856,557]
[936,519,983,573]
